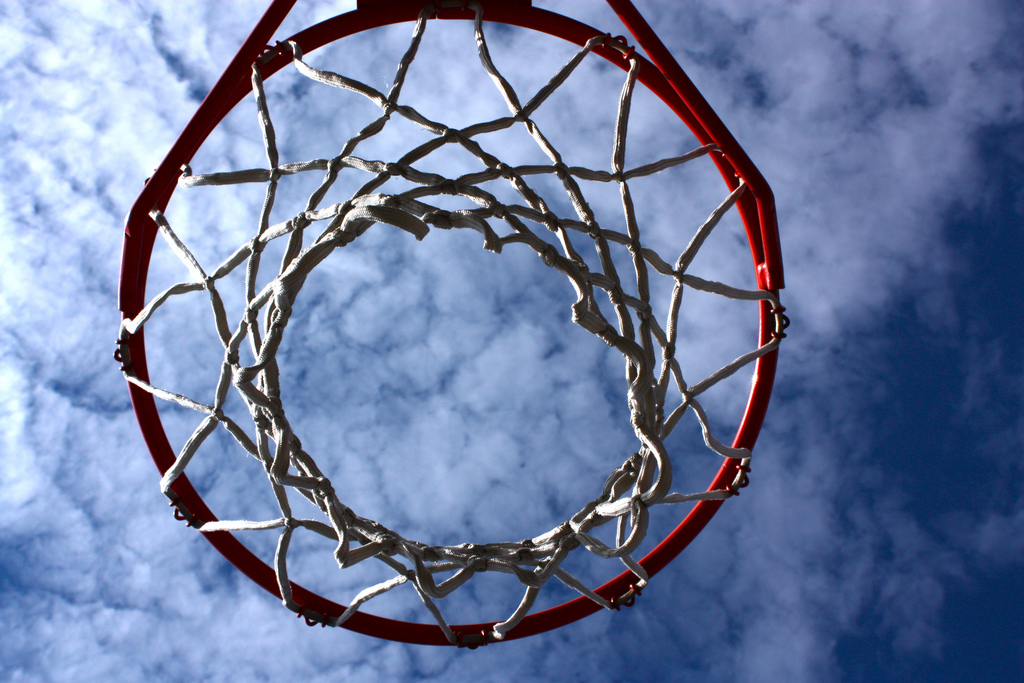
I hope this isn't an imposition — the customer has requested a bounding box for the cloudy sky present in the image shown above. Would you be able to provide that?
[2,1,1022,681]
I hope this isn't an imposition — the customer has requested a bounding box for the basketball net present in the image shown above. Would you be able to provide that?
[119,2,786,644]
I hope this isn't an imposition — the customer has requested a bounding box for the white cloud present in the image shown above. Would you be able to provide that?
[1,1,1022,681]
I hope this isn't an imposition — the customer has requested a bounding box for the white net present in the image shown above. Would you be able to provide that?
[120,4,784,642]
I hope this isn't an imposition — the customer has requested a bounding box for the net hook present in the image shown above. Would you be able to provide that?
[170,501,197,527]
[456,629,492,649]
[602,34,636,60]
[258,41,285,66]
[726,464,752,496]
[298,610,328,628]
[612,583,643,610]
[771,305,790,340]
[113,339,133,373]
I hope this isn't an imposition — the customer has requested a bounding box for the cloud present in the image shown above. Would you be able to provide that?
[2,1,1022,681]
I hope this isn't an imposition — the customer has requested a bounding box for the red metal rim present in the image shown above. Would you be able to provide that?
[119,0,782,645]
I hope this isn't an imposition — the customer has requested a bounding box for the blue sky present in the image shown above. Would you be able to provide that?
[1,1,1022,681]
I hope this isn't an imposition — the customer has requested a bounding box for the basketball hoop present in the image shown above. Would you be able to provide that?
[117,0,785,646]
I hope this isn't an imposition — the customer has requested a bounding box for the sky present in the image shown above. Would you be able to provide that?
[1,1,1022,681]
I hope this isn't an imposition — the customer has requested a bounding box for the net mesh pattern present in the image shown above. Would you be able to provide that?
[120,4,783,642]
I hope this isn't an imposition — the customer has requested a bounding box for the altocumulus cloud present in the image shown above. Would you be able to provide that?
[1,1,1022,682]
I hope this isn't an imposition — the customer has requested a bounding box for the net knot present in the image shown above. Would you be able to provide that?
[436,179,463,196]
[489,204,511,221]
[423,210,453,230]
[541,211,560,232]
[494,162,515,179]
[313,478,335,499]
[597,324,619,346]
[381,536,400,556]
[571,300,610,336]
[289,212,312,234]
[253,413,271,432]
[560,535,581,552]
[271,279,294,315]
[539,243,560,267]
